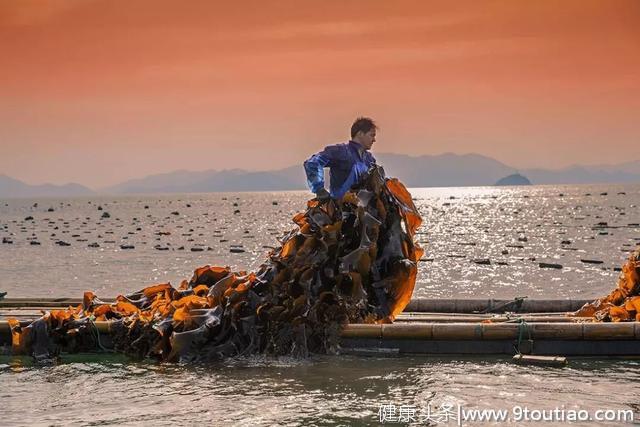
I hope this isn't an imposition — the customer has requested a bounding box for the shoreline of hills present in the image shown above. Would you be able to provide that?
[2,153,639,198]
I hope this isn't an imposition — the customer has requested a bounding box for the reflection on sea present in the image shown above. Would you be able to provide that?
[1,184,638,300]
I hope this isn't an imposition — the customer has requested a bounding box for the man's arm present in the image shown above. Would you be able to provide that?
[303,145,339,194]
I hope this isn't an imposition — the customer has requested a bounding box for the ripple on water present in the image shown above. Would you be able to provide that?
[1,354,640,425]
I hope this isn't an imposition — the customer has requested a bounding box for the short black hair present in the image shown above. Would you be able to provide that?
[350,117,377,138]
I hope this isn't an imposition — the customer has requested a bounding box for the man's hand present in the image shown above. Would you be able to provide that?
[315,188,331,202]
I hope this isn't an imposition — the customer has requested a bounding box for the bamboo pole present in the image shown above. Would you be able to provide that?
[513,354,567,366]
[583,323,636,340]
[0,298,592,313]
[0,319,112,335]
[0,310,578,324]
[396,314,577,323]
[2,322,640,358]
[404,298,591,313]
[341,322,640,341]
[0,298,115,308]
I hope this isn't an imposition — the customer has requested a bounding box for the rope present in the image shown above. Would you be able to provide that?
[514,318,532,355]
[481,296,527,314]
[87,315,113,353]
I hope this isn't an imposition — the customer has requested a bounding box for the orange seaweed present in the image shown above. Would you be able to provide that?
[575,247,640,322]
[10,166,425,361]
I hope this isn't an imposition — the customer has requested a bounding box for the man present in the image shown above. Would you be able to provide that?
[304,117,378,201]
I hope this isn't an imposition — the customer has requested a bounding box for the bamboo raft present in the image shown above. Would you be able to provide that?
[2,298,639,357]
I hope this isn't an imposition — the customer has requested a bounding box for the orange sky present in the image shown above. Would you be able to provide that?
[1,0,639,188]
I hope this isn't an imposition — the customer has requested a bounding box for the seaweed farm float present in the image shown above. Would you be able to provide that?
[2,167,640,361]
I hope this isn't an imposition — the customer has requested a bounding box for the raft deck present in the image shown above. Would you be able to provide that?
[1,298,639,357]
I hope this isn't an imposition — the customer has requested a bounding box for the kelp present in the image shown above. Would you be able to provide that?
[574,247,640,322]
[8,166,423,361]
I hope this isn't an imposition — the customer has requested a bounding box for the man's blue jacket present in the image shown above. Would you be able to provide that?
[303,140,377,199]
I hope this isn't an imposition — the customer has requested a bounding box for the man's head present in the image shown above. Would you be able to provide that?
[350,117,377,150]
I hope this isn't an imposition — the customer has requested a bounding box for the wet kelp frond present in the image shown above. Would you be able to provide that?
[9,167,424,361]
[574,247,640,322]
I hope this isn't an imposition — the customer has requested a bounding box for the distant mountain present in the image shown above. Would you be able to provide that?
[104,153,520,194]
[376,152,516,187]
[522,166,640,185]
[103,168,302,194]
[583,160,640,175]
[4,153,640,197]
[0,174,94,198]
[495,173,532,186]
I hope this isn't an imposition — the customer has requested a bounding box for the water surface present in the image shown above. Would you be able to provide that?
[1,184,640,425]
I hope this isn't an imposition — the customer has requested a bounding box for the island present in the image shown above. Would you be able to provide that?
[495,173,532,186]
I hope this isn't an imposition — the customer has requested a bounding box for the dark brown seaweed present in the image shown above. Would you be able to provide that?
[9,166,424,361]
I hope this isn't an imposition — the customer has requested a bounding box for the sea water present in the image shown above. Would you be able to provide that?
[1,184,639,425]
